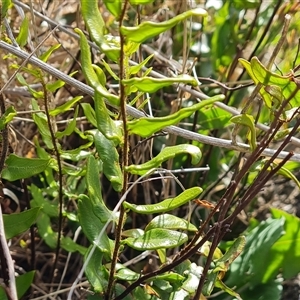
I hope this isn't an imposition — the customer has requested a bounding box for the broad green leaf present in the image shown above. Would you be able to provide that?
[75,28,120,106]
[273,163,300,190]
[78,195,113,255]
[230,114,256,150]
[239,58,272,108]
[214,236,246,273]
[120,7,207,43]
[127,96,224,137]
[16,16,29,47]
[1,0,11,17]
[197,106,232,130]
[156,272,185,284]
[36,213,57,248]
[81,103,97,127]
[56,106,79,138]
[123,187,202,214]
[80,0,105,43]
[30,184,58,217]
[39,44,61,62]
[50,96,83,116]
[86,155,104,206]
[2,154,51,181]
[3,207,41,239]
[129,54,154,75]
[122,75,198,94]
[46,79,65,93]
[93,64,107,87]
[31,99,54,149]
[103,0,122,17]
[16,74,43,99]
[0,106,17,130]
[84,246,108,293]
[202,270,218,296]
[125,144,202,175]
[94,91,123,145]
[129,0,154,4]
[80,0,120,61]
[214,278,242,300]
[61,236,87,256]
[16,271,35,299]
[250,57,291,86]
[262,209,300,282]
[226,218,285,286]
[123,229,188,250]
[92,130,123,192]
[122,228,144,238]
[145,214,197,232]
[116,264,140,281]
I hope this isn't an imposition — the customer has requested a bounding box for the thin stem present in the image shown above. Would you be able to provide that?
[41,80,64,281]
[106,2,129,299]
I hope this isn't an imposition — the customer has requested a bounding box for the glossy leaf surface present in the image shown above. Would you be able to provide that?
[120,7,207,43]
[126,144,202,175]
[2,154,51,181]
[145,214,197,232]
[3,207,41,239]
[128,96,224,137]
[123,187,202,214]
[123,228,188,250]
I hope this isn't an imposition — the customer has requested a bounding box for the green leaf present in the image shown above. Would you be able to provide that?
[75,28,120,106]
[86,155,104,206]
[230,114,257,150]
[120,7,207,43]
[78,195,113,255]
[250,57,291,86]
[39,44,61,62]
[123,74,198,94]
[123,229,188,250]
[239,58,272,108]
[2,154,51,181]
[56,106,79,138]
[61,236,87,256]
[80,0,105,43]
[84,246,108,293]
[129,54,154,75]
[129,0,154,4]
[94,91,123,145]
[3,207,41,239]
[103,0,122,17]
[115,264,140,281]
[92,130,123,192]
[127,95,224,137]
[80,0,120,61]
[215,278,242,300]
[197,106,232,130]
[0,106,17,130]
[145,214,197,232]
[16,271,35,299]
[16,16,29,47]
[81,103,97,127]
[36,213,57,248]
[46,79,65,93]
[123,187,202,214]
[93,64,107,87]
[226,218,285,287]
[125,144,202,175]
[50,96,83,116]
[262,209,300,282]
[31,99,54,149]
[214,236,246,273]
[1,0,12,17]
